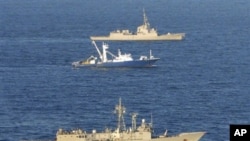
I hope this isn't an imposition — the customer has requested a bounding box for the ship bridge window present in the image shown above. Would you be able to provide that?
[140,56,147,60]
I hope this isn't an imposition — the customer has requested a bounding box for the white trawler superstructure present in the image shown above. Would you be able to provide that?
[56,99,205,141]
[90,10,185,41]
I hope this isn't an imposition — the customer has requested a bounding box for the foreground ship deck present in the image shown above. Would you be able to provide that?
[90,10,185,41]
[56,99,205,141]
[72,41,159,68]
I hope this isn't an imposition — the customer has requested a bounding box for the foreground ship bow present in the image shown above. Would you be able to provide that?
[56,99,205,141]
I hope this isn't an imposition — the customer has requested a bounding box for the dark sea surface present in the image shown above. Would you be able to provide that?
[1,0,250,141]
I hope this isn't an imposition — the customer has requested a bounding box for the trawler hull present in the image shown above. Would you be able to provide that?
[90,33,185,41]
[73,59,159,68]
[96,59,159,67]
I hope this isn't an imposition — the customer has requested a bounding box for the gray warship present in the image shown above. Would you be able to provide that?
[90,10,185,41]
[56,99,205,141]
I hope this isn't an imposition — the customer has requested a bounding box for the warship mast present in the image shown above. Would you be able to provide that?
[131,113,138,131]
[143,9,150,30]
[114,98,126,132]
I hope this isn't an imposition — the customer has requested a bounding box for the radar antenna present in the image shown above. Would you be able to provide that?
[150,113,153,128]
[143,9,150,29]
[131,113,138,131]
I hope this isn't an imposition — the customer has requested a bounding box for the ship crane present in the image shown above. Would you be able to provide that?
[92,41,103,61]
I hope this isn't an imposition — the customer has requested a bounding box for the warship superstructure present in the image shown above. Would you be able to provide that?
[90,10,185,41]
[56,99,205,141]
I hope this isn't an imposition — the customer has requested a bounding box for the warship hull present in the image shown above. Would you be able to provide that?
[90,33,185,41]
[56,131,205,141]
[151,132,206,141]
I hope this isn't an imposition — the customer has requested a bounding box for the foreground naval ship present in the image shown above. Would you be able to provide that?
[90,10,185,41]
[56,99,205,141]
[72,41,159,68]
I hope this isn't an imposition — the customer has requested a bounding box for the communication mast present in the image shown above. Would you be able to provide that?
[114,98,126,131]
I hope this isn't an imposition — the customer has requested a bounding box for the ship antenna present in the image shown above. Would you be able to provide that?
[114,98,126,132]
[143,8,150,29]
[131,112,138,131]
[149,113,154,134]
[150,113,153,128]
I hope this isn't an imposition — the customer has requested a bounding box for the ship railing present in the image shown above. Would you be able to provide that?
[57,128,86,135]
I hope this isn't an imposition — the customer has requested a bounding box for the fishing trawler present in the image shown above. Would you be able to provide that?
[72,41,159,68]
[56,98,206,141]
[90,10,185,41]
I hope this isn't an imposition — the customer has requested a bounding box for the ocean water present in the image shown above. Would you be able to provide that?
[0,0,250,141]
